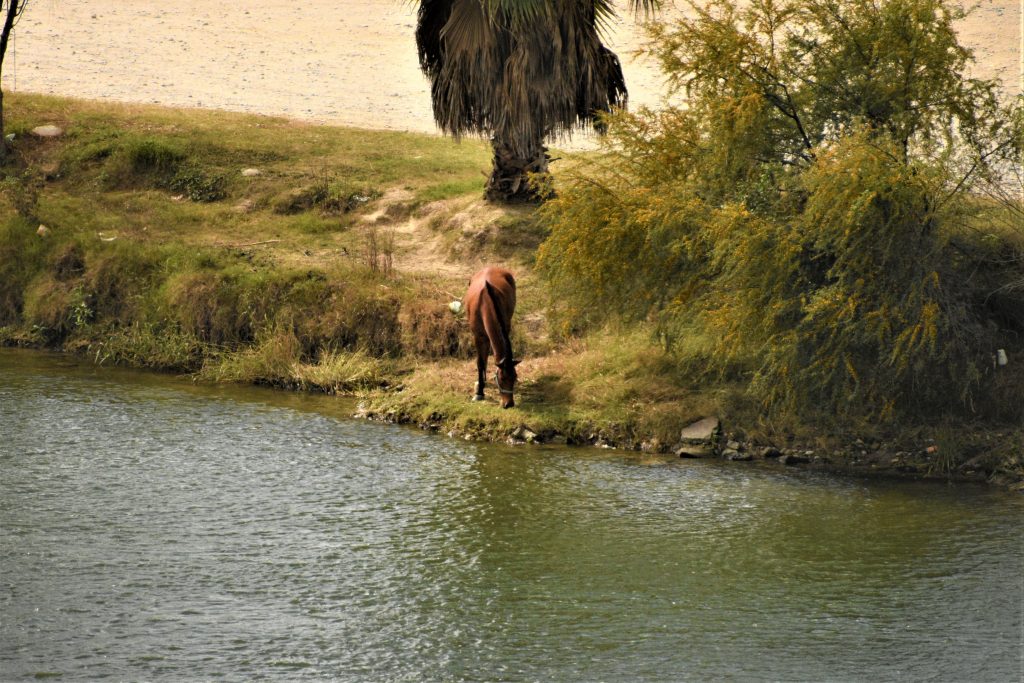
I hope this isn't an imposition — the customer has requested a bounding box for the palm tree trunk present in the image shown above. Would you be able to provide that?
[484,137,554,204]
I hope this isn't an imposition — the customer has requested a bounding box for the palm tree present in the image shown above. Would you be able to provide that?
[415,0,659,203]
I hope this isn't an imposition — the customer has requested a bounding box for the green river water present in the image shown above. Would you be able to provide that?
[0,349,1021,681]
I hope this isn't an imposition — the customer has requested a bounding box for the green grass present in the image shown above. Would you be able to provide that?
[7,93,490,246]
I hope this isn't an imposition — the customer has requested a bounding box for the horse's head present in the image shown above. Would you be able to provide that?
[495,357,521,409]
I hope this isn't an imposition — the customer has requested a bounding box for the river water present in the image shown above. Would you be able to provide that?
[1,349,1021,681]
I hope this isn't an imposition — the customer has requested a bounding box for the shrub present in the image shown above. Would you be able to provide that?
[704,133,1000,416]
[92,135,227,201]
[298,286,403,357]
[321,180,380,214]
[539,0,1023,420]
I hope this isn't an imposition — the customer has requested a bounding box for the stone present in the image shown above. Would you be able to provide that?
[676,444,714,458]
[760,446,782,458]
[511,426,538,443]
[679,416,720,444]
[780,453,809,466]
[241,168,262,177]
[726,440,742,451]
[36,224,50,237]
[724,450,753,461]
[31,125,63,138]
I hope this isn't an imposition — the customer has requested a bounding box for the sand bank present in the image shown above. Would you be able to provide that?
[4,0,1019,140]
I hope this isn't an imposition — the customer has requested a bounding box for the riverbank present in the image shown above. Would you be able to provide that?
[2,94,1021,489]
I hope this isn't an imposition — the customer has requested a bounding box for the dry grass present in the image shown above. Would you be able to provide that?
[292,349,396,392]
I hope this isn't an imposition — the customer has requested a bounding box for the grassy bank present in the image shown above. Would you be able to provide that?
[2,93,1021,488]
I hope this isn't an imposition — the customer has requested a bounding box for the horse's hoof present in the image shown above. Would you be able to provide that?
[472,394,485,402]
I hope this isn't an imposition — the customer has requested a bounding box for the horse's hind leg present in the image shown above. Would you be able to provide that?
[472,337,488,401]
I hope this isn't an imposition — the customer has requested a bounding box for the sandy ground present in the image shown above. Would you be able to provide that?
[3,0,1020,141]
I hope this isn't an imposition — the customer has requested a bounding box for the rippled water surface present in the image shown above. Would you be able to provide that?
[1,350,1021,681]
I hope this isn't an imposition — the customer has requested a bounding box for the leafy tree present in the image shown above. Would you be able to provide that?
[0,0,26,161]
[415,0,658,203]
[539,0,1023,420]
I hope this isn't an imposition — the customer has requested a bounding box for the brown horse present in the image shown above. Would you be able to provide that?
[464,266,520,408]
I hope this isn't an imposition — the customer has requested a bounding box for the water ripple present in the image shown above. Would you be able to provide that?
[1,350,1021,682]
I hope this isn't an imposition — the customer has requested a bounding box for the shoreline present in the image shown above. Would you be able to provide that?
[354,390,1023,491]
[3,341,1017,490]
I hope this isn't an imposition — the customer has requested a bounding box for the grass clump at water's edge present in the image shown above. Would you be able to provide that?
[1,93,1021,488]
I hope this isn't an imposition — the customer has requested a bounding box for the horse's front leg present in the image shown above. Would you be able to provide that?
[473,337,488,401]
